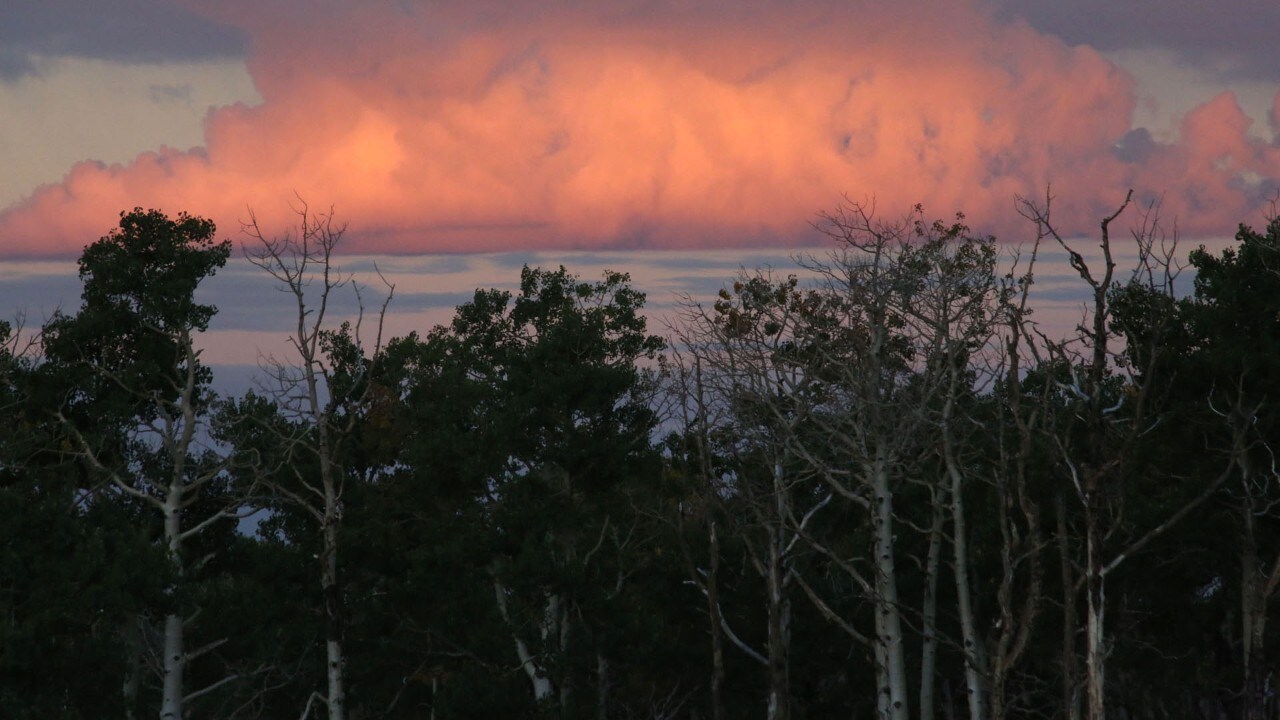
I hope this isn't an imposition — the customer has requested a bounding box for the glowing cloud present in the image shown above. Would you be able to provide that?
[2,0,1278,257]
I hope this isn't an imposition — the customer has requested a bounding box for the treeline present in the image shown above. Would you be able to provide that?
[1,194,1278,720]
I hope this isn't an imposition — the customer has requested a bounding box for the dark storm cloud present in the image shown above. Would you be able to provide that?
[994,0,1280,82]
[0,0,245,78]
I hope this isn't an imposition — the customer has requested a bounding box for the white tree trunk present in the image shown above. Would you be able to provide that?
[242,207,398,720]
[547,593,571,709]
[596,654,609,720]
[947,449,987,719]
[1056,497,1082,720]
[875,627,891,720]
[765,542,791,720]
[322,503,346,720]
[325,638,346,720]
[123,618,143,720]
[160,612,185,720]
[160,484,186,720]
[1238,462,1279,720]
[871,460,909,720]
[493,578,555,701]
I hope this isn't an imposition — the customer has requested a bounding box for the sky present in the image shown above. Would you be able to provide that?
[0,0,1276,367]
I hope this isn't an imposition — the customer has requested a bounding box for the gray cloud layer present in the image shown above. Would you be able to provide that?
[7,1,1275,85]
[0,0,245,78]
[5,0,1269,88]
[995,0,1280,83]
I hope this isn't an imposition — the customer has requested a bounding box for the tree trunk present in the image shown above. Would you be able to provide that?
[919,488,945,720]
[241,208,389,720]
[871,458,910,720]
[943,387,988,720]
[123,617,143,720]
[1240,494,1272,720]
[767,460,792,720]
[160,488,185,720]
[950,473,988,720]
[988,436,1043,720]
[875,627,891,720]
[160,612,185,720]
[318,411,347,720]
[1057,496,1082,720]
[765,554,791,720]
[493,578,555,701]
[554,594,573,714]
[322,514,346,720]
[596,654,609,720]
[1083,502,1105,720]
[707,520,726,720]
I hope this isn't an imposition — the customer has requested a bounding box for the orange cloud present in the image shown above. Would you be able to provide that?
[2,0,1277,257]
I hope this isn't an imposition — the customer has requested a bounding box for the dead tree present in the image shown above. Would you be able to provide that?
[985,239,1048,720]
[791,202,1008,720]
[241,202,393,720]
[1016,190,1231,720]
[673,202,1010,720]
[669,270,833,720]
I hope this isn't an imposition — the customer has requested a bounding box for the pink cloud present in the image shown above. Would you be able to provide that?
[1125,92,1280,231]
[2,0,1277,257]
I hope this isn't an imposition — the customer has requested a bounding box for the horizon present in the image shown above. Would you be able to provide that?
[3,225,1238,382]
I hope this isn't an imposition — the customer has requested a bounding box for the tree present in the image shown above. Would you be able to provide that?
[793,204,1014,720]
[39,208,242,720]
[239,202,394,720]
[670,270,842,720]
[0,316,167,719]
[378,266,666,717]
[1020,190,1237,720]
[1113,214,1280,719]
[669,202,1013,720]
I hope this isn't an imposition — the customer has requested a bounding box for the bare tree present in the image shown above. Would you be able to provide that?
[671,201,1014,720]
[793,202,1008,720]
[667,359,728,720]
[1212,379,1280,720]
[241,201,393,720]
[1016,190,1232,720]
[669,271,834,720]
[985,241,1048,720]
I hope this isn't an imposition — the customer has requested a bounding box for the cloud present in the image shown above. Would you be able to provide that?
[0,0,245,78]
[1,0,1278,257]
[0,55,258,210]
[992,0,1280,83]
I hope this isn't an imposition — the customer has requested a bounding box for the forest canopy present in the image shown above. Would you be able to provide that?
[2,197,1279,720]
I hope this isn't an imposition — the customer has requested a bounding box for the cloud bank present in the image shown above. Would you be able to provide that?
[2,0,1278,257]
